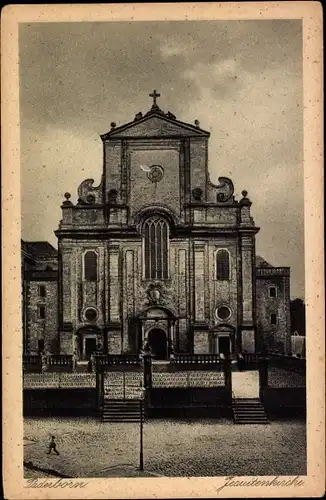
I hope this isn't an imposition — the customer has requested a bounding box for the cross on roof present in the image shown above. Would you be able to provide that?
[149,89,160,106]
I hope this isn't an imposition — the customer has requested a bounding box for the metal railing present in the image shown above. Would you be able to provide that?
[94,354,141,367]
[47,355,73,366]
[23,354,73,372]
[173,354,222,365]
[23,355,42,366]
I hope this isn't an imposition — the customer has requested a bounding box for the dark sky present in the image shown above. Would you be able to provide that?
[19,20,304,298]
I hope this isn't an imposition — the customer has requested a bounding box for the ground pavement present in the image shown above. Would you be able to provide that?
[24,416,306,478]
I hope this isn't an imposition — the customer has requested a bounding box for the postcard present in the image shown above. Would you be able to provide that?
[1,2,324,498]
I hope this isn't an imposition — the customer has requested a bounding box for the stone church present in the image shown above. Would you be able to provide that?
[22,92,291,360]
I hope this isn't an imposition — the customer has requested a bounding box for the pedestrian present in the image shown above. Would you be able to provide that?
[47,435,59,455]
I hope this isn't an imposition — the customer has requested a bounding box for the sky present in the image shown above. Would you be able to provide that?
[19,20,304,298]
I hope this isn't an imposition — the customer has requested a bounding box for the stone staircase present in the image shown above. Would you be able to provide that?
[102,399,144,423]
[232,398,268,424]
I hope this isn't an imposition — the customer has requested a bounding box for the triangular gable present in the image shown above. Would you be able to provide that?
[101,113,210,140]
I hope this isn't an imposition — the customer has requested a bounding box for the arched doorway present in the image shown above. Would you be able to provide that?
[147,328,168,360]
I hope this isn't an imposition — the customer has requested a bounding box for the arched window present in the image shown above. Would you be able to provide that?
[143,216,169,279]
[84,251,97,281]
[216,249,230,280]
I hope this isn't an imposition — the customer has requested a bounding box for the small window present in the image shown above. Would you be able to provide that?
[216,249,230,280]
[84,307,98,322]
[269,287,277,298]
[38,305,45,320]
[84,251,97,281]
[38,285,46,298]
[215,306,232,321]
[270,313,277,325]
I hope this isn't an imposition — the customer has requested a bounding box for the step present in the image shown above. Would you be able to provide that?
[235,414,267,418]
[234,410,266,414]
[103,410,143,414]
[102,419,142,423]
[234,418,267,424]
[233,398,261,402]
[232,397,268,425]
[232,400,261,404]
[233,400,262,404]
[103,406,143,409]
[233,420,268,425]
[104,400,141,404]
[232,404,263,408]
[102,412,142,416]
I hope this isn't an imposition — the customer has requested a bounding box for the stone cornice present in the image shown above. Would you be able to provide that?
[55,225,260,240]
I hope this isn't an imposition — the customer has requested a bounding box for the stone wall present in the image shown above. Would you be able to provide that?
[23,373,96,388]
[129,144,181,217]
[26,280,58,353]
[189,138,208,196]
[256,274,291,352]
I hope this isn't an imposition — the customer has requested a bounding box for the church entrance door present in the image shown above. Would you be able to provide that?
[218,335,231,357]
[148,328,168,360]
[84,337,97,360]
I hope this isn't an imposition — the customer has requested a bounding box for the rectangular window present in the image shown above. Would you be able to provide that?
[270,313,277,325]
[38,285,46,298]
[38,305,45,320]
[38,339,45,353]
[269,287,277,298]
[216,249,230,280]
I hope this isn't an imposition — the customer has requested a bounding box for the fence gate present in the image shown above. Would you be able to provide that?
[99,371,144,403]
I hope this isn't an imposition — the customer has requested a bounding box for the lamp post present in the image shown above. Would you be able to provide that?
[139,381,146,471]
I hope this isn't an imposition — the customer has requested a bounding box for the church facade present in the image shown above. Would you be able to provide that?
[22,92,291,360]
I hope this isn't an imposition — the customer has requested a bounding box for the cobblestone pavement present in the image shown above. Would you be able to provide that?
[24,468,56,479]
[24,417,306,477]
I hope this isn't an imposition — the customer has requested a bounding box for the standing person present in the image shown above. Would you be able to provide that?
[47,435,60,455]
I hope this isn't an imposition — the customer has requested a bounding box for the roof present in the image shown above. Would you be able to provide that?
[255,255,273,268]
[21,240,58,259]
[101,105,210,140]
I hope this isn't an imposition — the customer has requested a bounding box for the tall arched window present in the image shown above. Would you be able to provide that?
[143,216,169,279]
[84,251,97,281]
[216,249,230,280]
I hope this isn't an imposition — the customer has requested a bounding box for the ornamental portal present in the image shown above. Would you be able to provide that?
[147,329,168,360]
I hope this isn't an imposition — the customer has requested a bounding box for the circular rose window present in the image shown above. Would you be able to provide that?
[147,165,164,183]
[84,307,98,322]
[216,306,231,321]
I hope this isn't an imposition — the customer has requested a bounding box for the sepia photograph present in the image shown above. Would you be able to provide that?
[2,3,324,499]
